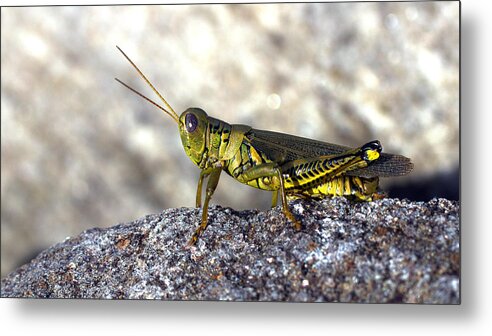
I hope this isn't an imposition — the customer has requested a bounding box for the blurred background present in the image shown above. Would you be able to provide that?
[1,2,459,277]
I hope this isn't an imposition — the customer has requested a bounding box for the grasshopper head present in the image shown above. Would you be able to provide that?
[179,108,209,166]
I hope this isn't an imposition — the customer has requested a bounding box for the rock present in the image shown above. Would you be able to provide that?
[1,197,460,303]
[1,2,459,278]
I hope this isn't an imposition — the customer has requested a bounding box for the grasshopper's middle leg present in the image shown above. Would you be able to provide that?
[235,162,302,231]
[188,167,222,246]
[277,168,302,231]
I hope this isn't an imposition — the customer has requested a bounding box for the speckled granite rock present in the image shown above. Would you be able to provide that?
[1,197,460,303]
[1,2,459,278]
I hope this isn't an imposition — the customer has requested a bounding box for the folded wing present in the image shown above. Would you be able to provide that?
[246,129,413,178]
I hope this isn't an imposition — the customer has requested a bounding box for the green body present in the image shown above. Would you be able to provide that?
[116,47,413,246]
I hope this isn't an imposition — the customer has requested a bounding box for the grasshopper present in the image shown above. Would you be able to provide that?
[115,46,413,246]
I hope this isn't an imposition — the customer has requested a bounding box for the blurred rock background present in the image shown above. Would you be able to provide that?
[1,3,459,277]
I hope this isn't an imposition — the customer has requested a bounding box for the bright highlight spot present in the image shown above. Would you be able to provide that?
[266,93,281,110]
[418,49,444,85]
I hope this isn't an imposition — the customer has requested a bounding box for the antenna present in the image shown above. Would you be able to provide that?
[115,46,180,124]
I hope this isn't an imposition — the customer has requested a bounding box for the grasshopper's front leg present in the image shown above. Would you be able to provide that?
[196,169,212,208]
[235,163,302,231]
[188,166,222,246]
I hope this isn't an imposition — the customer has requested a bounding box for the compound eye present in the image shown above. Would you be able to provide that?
[185,113,198,133]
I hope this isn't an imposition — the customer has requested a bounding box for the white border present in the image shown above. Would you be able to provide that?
[2,0,491,335]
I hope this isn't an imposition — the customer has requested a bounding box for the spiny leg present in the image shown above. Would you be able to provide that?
[188,167,222,246]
